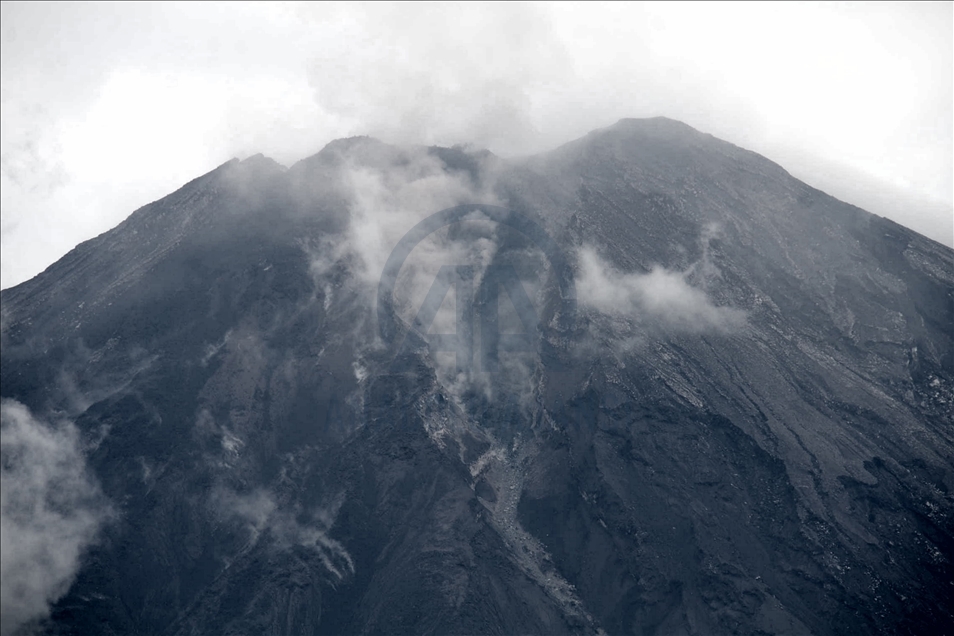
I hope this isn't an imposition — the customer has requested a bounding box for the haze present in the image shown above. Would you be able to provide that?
[2,2,951,289]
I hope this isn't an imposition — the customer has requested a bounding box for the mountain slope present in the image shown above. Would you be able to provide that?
[1,118,951,636]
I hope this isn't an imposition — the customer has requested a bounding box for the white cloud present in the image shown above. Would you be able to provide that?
[576,245,745,335]
[0,400,111,636]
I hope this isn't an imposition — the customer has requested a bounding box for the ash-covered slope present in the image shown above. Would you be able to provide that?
[1,118,951,636]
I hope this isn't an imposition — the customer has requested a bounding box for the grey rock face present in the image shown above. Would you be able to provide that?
[1,118,951,635]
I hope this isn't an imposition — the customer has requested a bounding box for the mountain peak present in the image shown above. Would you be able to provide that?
[612,115,700,132]
[236,153,286,171]
[300,135,393,167]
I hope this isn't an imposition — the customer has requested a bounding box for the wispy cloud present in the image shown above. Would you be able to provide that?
[212,487,354,582]
[576,245,745,335]
[299,143,512,387]
[0,400,112,636]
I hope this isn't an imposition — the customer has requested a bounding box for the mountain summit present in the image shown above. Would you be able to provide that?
[2,119,951,635]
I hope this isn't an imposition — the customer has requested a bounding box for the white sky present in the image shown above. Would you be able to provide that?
[2,2,951,289]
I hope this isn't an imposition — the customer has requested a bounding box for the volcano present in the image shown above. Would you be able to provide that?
[1,118,951,635]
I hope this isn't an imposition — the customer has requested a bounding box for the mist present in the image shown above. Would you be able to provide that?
[2,2,951,289]
[576,245,746,335]
[0,400,111,636]
[298,143,547,403]
[212,486,354,582]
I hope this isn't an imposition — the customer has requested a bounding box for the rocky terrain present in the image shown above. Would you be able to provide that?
[1,117,951,635]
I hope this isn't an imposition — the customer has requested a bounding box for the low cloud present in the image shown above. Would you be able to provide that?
[300,142,504,312]
[576,245,745,335]
[0,400,111,636]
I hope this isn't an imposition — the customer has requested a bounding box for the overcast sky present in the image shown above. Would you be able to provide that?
[2,2,951,289]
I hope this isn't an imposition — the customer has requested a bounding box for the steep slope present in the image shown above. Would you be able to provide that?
[1,118,951,635]
[515,118,954,634]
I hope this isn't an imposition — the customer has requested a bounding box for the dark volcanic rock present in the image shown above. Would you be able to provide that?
[2,117,951,635]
